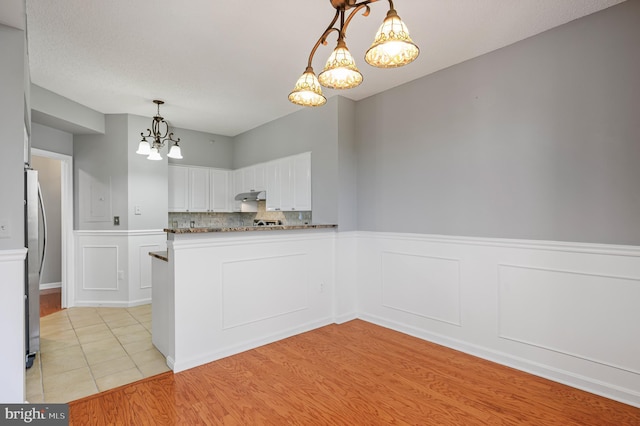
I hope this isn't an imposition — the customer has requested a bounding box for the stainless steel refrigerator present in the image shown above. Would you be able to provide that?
[25,168,47,369]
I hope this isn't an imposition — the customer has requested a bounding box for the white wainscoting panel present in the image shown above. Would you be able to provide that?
[222,254,309,329]
[82,245,118,290]
[498,264,640,375]
[0,249,27,403]
[168,229,336,373]
[381,251,461,326]
[75,230,165,307]
[138,245,160,289]
[356,231,640,408]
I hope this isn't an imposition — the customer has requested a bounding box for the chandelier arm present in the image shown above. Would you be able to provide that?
[306,9,341,68]
[342,1,376,38]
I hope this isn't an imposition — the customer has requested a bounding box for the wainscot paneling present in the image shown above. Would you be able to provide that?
[81,245,118,291]
[168,229,336,373]
[381,251,461,326]
[0,249,27,403]
[74,230,165,307]
[222,253,309,329]
[498,264,640,375]
[356,231,640,408]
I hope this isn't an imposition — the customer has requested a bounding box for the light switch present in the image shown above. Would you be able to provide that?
[134,205,141,215]
[113,216,120,226]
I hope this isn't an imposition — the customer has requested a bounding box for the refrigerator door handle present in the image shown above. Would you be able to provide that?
[38,182,47,279]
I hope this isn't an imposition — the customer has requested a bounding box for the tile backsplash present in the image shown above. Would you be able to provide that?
[168,201,312,228]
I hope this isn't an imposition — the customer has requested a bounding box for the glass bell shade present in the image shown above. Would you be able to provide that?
[365,8,419,68]
[167,143,183,159]
[136,139,151,155]
[318,40,363,90]
[147,147,162,161]
[288,67,327,107]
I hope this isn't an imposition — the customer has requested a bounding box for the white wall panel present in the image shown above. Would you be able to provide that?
[75,230,164,307]
[356,231,640,407]
[381,251,461,326]
[0,249,27,402]
[222,254,308,329]
[498,264,640,374]
[82,246,118,290]
[169,229,336,373]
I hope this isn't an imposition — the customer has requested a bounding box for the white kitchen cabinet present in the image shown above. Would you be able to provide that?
[292,152,312,211]
[253,163,266,192]
[279,157,294,211]
[265,152,311,211]
[265,160,281,211]
[188,167,210,212]
[210,169,230,212]
[168,165,189,212]
[169,166,233,213]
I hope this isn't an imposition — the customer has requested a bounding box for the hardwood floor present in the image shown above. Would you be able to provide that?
[40,288,63,317]
[69,320,640,425]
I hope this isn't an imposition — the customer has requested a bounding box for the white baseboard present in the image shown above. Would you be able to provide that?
[40,282,62,290]
[172,317,334,373]
[72,298,151,308]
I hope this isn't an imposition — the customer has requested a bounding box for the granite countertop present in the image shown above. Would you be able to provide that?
[149,251,168,262]
[164,224,337,234]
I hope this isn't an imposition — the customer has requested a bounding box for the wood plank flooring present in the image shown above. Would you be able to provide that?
[40,288,62,317]
[69,320,640,425]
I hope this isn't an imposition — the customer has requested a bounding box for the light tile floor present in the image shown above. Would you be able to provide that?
[26,304,171,403]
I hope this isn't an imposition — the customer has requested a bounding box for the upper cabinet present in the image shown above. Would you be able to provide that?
[168,165,232,213]
[188,167,210,212]
[210,169,230,212]
[168,165,189,212]
[169,152,311,213]
[266,152,311,211]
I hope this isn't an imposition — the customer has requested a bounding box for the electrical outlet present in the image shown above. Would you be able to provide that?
[134,205,141,215]
[113,216,120,226]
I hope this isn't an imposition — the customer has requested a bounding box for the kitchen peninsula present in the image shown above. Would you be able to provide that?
[151,224,337,373]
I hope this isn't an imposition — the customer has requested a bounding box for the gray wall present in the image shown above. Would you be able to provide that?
[355,0,640,245]
[127,114,169,230]
[31,155,62,285]
[31,122,73,156]
[0,24,26,251]
[74,115,129,230]
[232,97,341,226]
[165,125,234,169]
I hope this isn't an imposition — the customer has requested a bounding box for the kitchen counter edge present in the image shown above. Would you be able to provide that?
[164,224,338,234]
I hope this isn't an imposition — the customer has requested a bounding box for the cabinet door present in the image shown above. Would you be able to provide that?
[168,165,189,212]
[293,152,311,211]
[265,160,281,211]
[253,163,266,192]
[210,169,230,212]
[243,167,256,192]
[279,157,294,211]
[232,169,243,212]
[189,167,210,212]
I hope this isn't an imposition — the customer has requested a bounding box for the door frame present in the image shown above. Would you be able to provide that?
[31,148,74,308]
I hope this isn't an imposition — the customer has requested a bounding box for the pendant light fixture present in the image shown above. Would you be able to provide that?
[136,100,183,160]
[289,0,419,107]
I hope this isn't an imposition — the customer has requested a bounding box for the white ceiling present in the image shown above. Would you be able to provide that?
[25,0,625,137]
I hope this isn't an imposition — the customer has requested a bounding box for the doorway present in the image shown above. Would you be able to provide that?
[30,148,73,308]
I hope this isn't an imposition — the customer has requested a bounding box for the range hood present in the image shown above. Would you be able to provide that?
[234,191,266,202]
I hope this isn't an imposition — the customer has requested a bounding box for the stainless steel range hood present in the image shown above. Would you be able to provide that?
[234,191,266,202]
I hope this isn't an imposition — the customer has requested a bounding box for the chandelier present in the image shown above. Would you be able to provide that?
[136,100,183,160]
[289,0,419,107]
